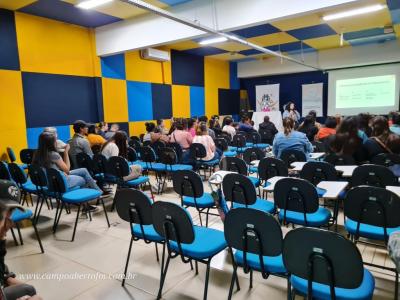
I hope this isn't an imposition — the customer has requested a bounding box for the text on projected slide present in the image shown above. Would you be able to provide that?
[336,75,396,108]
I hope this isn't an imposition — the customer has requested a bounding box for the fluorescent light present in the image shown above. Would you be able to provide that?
[77,0,113,10]
[323,4,385,21]
[199,37,228,45]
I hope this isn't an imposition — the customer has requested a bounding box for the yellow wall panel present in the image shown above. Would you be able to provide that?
[171,85,190,118]
[0,0,36,10]
[129,121,152,137]
[204,58,229,117]
[247,32,298,47]
[15,12,96,77]
[125,50,171,84]
[90,30,102,77]
[0,70,27,162]
[102,78,128,122]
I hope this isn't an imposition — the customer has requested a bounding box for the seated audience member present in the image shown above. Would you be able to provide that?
[143,122,169,143]
[364,116,400,159]
[329,116,367,164]
[97,122,108,138]
[222,117,236,138]
[273,117,313,159]
[307,110,322,129]
[188,118,197,137]
[198,116,216,139]
[68,120,93,169]
[193,122,221,161]
[211,115,221,129]
[0,181,43,300]
[335,114,342,129]
[156,119,168,135]
[316,116,337,141]
[87,124,106,147]
[238,116,254,133]
[167,119,176,136]
[101,132,142,181]
[357,113,373,141]
[105,123,119,140]
[298,115,319,142]
[390,112,400,135]
[209,118,221,136]
[282,102,300,124]
[258,115,278,144]
[170,118,193,150]
[43,127,67,153]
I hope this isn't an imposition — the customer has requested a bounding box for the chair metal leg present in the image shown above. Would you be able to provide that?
[122,236,134,287]
[189,259,194,270]
[203,261,211,300]
[395,270,399,300]
[52,201,61,233]
[53,202,64,234]
[100,198,110,227]
[15,223,23,245]
[71,205,81,242]
[205,208,210,228]
[10,228,18,246]
[195,261,199,275]
[157,253,171,300]
[198,210,203,227]
[33,195,41,222]
[87,204,92,222]
[249,269,253,289]
[155,243,160,262]
[31,220,44,253]
[148,181,155,202]
[36,198,45,224]
[29,193,34,207]
[287,277,291,300]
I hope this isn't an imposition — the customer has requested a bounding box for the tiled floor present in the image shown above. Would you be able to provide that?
[6,177,398,299]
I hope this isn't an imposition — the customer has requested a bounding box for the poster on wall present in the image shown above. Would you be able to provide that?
[302,83,323,117]
[255,84,280,112]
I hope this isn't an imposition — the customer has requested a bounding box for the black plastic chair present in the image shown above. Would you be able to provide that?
[324,153,355,166]
[258,157,288,182]
[189,143,219,178]
[246,131,269,149]
[152,201,227,300]
[311,141,326,152]
[224,208,288,299]
[299,161,337,186]
[128,138,141,151]
[8,163,34,206]
[28,164,50,223]
[151,140,166,159]
[76,152,96,175]
[283,227,375,300]
[258,128,275,145]
[172,170,216,227]
[350,164,397,188]
[280,150,307,166]
[274,178,332,227]
[215,138,236,157]
[371,153,400,167]
[6,147,16,162]
[114,188,163,286]
[0,161,11,180]
[20,149,35,165]
[166,142,183,163]
[219,157,260,187]
[218,132,232,144]
[231,134,247,153]
[127,147,138,163]
[243,147,265,174]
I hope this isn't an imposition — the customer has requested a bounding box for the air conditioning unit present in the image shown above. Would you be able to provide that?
[140,48,170,62]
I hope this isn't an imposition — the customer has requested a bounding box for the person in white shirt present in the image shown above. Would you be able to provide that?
[222,117,236,139]
[193,122,221,161]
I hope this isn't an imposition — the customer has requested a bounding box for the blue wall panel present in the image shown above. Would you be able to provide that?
[229,62,240,89]
[152,83,172,119]
[190,86,205,117]
[127,81,153,121]
[171,50,204,86]
[22,72,101,127]
[27,127,44,149]
[101,54,126,79]
[0,9,20,70]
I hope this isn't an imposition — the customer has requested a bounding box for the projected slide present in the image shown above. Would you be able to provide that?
[336,75,396,108]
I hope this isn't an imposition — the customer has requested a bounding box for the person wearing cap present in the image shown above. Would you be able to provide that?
[68,120,93,169]
[43,127,67,153]
[0,180,42,300]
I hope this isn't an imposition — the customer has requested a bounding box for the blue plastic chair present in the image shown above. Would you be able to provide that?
[219,157,260,187]
[7,147,27,169]
[8,163,37,207]
[189,143,219,179]
[152,201,227,300]
[246,132,269,149]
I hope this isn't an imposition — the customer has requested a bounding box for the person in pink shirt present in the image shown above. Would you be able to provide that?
[170,119,193,150]
[188,117,197,137]
[193,122,221,161]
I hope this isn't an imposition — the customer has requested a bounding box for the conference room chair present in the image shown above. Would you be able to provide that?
[283,227,375,300]
[114,188,163,287]
[222,173,275,214]
[274,177,332,227]
[76,152,96,176]
[311,140,326,152]
[214,138,236,157]
[371,153,400,168]
[350,164,397,188]
[126,147,147,170]
[189,143,219,178]
[0,161,11,181]
[151,140,166,159]
[128,138,142,153]
[152,201,227,300]
[258,157,288,198]
[219,157,260,187]
[19,148,35,166]
[246,132,270,149]
[299,161,338,196]
[258,128,275,145]
[28,164,51,223]
[139,145,166,172]
[166,142,184,163]
[230,134,248,154]
[280,149,307,167]
[172,170,217,227]
[142,140,152,147]
[7,147,27,169]
[217,132,232,144]
[47,168,110,242]
[243,147,265,174]
[344,186,400,299]
[224,208,288,299]
[8,162,37,206]
[90,144,102,155]
[324,153,356,166]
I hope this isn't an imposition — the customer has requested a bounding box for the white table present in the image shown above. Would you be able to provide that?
[290,162,307,171]
[263,176,288,191]
[309,152,325,160]
[252,111,284,132]
[317,181,348,199]
[335,165,358,178]
[209,171,236,185]
[387,186,400,197]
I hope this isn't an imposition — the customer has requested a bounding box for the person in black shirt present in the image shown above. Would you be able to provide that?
[258,115,278,145]
[298,115,319,142]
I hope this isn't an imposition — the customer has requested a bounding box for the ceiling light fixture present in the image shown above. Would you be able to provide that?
[77,0,113,10]
[322,4,385,21]
[199,36,228,45]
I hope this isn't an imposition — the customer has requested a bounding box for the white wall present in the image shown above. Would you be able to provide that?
[237,40,400,78]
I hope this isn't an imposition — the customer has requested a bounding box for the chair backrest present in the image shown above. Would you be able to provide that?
[28,164,47,188]
[351,164,397,188]
[130,136,141,142]
[167,142,183,162]
[232,134,246,148]
[159,147,178,166]
[218,132,232,143]
[283,227,365,291]
[246,132,262,145]
[219,157,247,175]
[0,162,11,180]
[115,188,153,225]
[324,153,355,166]
[224,208,283,257]
[7,163,27,185]
[214,138,228,152]
[91,144,102,155]
[189,143,207,160]
[92,153,109,175]
[258,128,274,145]
[20,149,35,165]
[222,173,257,206]
[311,141,326,152]
[299,161,337,186]
[139,146,157,163]
[151,140,166,157]
[258,157,288,181]
[128,138,141,150]
[76,152,96,174]
[152,201,194,244]
[274,178,319,214]
[127,147,138,162]
[6,147,16,162]
[280,149,307,166]
[344,186,400,230]
[243,147,265,165]
[172,170,204,198]
[108,156,130,179]
[46,168,68,194]
[142,140,151,147]
[371,153,400,167]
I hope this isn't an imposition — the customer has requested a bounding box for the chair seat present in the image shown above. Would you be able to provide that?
[166,164,193,171]
[246,143,253,147]
[132,224,163,242]
[169,226,227,260]
[345,218,400,241]
[199,159,219,166]
[254,143,269,149]
[248,166,258,173]
[62,188,102,203]
[19,164,28,170]
[183,193,215,208]
[278,207,331,226]
[234,251,286,274]
[233,198,275,214]
[248,176,260,187]
[147,162,168,171]
[22,180,39,193]
[125,176,149,187]
[291,268,375,300]
[223,151,237,157]
[11,209,33,222]
[229,147,249,153]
